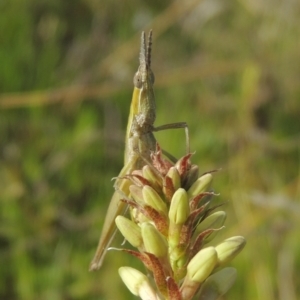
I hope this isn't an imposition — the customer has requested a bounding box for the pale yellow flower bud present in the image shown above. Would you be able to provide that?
[186,247,217,283]
[142,165,162,191]
[169,188,190,225]
[181,247,217,299]
[196,211,226,242]
[130,185,144,205]
[141,223,168,258]
[215,236,246,266]
[142,185,168,216]
[166,167,181,190]
[119,267,159,300]
[115,216,143,248]
[187,173,213,198]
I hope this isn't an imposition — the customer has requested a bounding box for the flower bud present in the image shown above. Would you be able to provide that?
[184,164,199,190]
[181,247,217,299]
[186,247,217,283]
[166,167,181,190]
[119,267,158,300]
[196,211,226,242]
[187,173,213,198]
[142,185,168,216]
[168,189,190,257]
[142,165,162,191]
[130,185,144,205]
[198,267,237,299]
[169,188,190,225]
[141,223,168,258]
[115,216,143,248]
[215,236,246,266]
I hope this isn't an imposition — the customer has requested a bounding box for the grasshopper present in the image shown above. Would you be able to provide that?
[90,30,188,271]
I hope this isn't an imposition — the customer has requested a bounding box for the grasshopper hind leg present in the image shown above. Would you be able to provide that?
[153,121,190,155]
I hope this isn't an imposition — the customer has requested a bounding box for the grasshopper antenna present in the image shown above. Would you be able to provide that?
[146,30,152,67]
[139,32,146,67]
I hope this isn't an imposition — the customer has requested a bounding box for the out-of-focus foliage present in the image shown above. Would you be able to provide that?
[0,0,299,299]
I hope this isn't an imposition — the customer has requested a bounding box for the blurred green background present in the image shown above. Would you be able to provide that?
[1,0,299,299]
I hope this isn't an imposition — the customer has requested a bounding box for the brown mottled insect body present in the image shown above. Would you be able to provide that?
[90,31,189,271]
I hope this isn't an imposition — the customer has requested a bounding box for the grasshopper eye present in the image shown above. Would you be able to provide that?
[133,72,142,88]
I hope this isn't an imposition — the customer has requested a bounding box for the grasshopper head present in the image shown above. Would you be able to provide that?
[133,30,155,89]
